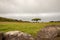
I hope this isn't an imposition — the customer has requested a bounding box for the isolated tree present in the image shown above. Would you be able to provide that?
[32,18,41,22]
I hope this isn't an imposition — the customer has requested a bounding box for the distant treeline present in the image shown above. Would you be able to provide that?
[0,17,30,22]
[50,21,60,23]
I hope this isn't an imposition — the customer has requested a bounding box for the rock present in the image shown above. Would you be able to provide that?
[4,31,34,40]
[0,32,3,40]
[36,25,60,40]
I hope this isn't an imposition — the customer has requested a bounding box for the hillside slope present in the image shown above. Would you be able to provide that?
[0,17,19,22]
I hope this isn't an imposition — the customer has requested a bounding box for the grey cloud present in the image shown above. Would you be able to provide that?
[0,0,60,13]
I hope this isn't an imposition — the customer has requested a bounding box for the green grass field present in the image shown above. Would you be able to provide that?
[0,22,60,37]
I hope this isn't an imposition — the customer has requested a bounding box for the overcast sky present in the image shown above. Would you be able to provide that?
[0,0,60,22]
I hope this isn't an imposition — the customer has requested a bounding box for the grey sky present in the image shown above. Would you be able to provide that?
[0,0,60,22]
[0,0,60,13]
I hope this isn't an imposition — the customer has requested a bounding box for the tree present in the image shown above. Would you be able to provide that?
[32,18,41,22]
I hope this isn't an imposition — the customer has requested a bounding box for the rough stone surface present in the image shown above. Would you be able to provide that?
[36,25,60,40]
[4,31,34,40]
[0,32,3,40]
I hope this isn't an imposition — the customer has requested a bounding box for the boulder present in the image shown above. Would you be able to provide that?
[0,32,3,40]
[4,31,34,40]
[36,25,60,40]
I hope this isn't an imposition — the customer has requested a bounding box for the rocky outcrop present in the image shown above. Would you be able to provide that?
[36,25,60,40]
[4,31,34,40]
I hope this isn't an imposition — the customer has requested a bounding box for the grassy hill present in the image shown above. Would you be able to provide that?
[0,17,22,22]
[0,17,30,23]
